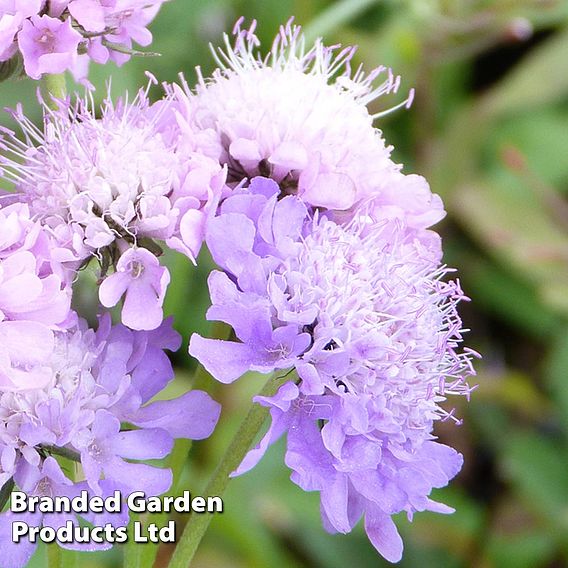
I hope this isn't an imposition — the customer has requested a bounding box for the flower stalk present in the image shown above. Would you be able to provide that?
[40,73,67,110]
[0,478,14,512]
[167,372,289,568]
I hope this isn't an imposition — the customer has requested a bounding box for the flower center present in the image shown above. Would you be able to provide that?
[129,260,145,278]
[37,31,56,52]
[35,478,53,497]
[87,441,106,462]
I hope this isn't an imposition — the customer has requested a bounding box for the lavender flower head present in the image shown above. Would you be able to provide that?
[190,177,478,561]
[0,314,221,567]
[0,201,72,391]
[173,19,443,230]
[0,0,165,80]
[0,84,225,329]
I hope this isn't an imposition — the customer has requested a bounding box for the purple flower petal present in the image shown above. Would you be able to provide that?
[189,335,258,383]
[111,428,173,460]
[131,390,221,440]
[364,507,403,563]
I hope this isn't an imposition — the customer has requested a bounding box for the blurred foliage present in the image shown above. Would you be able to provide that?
[5,0,568,566]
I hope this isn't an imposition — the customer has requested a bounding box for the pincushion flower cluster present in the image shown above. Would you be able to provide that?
[173,18,444,229]
[0,0,164,80]
[0,68,225,568]
[1,84,224,330]
[185,20,477,562]
[0,11,477,566]
[0,159,221,568]
[0,315,219,566]
[189,177,475,561]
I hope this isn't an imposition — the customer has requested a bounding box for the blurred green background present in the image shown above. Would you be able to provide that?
[5,0,568,566]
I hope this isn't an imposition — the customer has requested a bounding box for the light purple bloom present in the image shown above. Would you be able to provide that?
[68,0,107,33]
[99,247,170,331]
[190,176,477,561]
[0,0,42,60]
[0,314,221,565]
[0,320,54,391]
[0,202,72,391]
[74,409,173,495]
[0,15,21,61]
[0,0,165,79]
[17,15,82,79]
[0,86,225,329]
[78,0,164,69]
[171,19,443,230]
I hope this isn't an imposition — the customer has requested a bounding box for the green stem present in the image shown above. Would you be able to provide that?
[124,513,142,568]
[167,373,288,568]
[137,439,193,568]
[40,73,67,110]
[41,445,81,462]
[0,477,14,512]
[101,39,160,57]
[47,543,62,568]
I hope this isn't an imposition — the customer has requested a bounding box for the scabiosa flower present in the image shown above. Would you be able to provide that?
[173,18,443,229]
[189,177,477,561]
[0,84,225,329]
[0,313,221,566]
[0,201,72,391]
[0,0,165,80]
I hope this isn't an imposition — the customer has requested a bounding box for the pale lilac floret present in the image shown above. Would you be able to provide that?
[189,176,476,561]
[99,247,170,331]
[0,0,42,61]
[75,0,164,69]
[171,19,444,230]
[74,409,173,495]
[0,0,165,79]
[17,14,82,79]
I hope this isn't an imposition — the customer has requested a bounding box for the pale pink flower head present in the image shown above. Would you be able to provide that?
[176,18,443,230]
[0,85,225,330]
[0,0,43,60]
[0,202,72,391]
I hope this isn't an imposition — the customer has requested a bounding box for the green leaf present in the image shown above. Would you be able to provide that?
[502,432,568,529]
[408,488,485,564]
[482,27,568,116]
[474,369,551,420]
[545,328,568,432]
[0,54,23,82]
[303,0,383,43]
[162,247,215,354]
[456,252,561,338]
[486,109,568,188]
[451,176,568,317]
[485,529,555,568]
